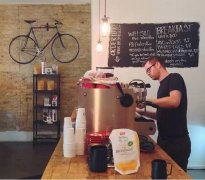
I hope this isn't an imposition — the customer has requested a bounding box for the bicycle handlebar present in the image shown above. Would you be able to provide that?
[55,19,63,26]
[25,19,63,31]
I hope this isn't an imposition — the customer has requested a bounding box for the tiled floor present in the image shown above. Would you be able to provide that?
[0,141,204,179]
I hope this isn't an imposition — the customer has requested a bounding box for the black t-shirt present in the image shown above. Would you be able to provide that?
[156,73,188,139]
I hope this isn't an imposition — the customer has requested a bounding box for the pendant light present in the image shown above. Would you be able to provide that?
[101,0,110,37]
[96,0,103,52]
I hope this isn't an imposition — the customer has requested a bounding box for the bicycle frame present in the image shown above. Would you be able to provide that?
[25,25,61,52]
[9,20,79,64]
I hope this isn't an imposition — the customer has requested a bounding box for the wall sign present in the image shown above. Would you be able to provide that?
[108,22,200,68]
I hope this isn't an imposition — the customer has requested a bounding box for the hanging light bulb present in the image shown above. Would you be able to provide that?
[101,0,110,36]
[96,0,103,52]
[96,40,103,52]
[102,16,110,36]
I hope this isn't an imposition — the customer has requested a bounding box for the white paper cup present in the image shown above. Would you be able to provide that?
[64,117,72,128]
[76,142,85,155]
[63,127,75,144]
[75,128,86,143]
[63,143,76,158]
[75,108,86,129]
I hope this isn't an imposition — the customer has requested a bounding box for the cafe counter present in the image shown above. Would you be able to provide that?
[41,137,191,179]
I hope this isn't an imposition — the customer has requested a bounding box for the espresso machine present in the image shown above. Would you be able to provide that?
[77,78,156,136]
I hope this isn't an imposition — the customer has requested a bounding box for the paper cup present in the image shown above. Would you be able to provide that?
[34,64,41,74]
[37,79,45,90]
[76,142,85,155]
[63,143,76,158]
[63,127,75,144]
[75,108,86,129]
[64,117,72,128]
[47,80,55,90]
[75,128,86,142]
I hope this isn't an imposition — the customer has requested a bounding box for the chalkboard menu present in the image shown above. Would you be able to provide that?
[108,22,200,68]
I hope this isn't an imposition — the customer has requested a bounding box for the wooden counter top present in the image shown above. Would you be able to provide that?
[42,137,191,179]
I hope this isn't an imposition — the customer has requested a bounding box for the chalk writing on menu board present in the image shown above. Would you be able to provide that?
[108,22,200,68]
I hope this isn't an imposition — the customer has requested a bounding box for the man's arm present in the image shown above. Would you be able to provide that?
[148,90,181,108]
[136,90,181,119]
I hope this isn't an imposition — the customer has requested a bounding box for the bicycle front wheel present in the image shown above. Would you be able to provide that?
[51,34,79,63]
[9,35,37,64]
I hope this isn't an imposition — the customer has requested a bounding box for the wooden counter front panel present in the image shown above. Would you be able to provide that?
[42,138,191,179]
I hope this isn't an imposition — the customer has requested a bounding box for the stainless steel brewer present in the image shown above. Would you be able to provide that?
[128,79,151,109]
[77,80,156,135]
[78,84,135,132]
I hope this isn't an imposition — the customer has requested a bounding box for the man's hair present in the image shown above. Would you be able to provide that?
[143,56,166,68]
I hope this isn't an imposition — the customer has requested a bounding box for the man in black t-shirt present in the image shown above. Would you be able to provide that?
[137,56,191,172]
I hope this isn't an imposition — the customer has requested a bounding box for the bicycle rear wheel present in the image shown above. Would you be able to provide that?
[9,35,37,64]
[51,34,79,63]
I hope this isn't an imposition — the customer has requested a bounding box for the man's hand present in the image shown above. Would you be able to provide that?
[136,106,157,120]
[136,107,145,114]
[146,100,159,108]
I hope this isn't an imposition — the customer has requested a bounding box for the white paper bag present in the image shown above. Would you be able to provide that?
[109,128,140,175]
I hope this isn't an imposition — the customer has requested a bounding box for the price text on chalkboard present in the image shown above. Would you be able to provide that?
[108,22,200,68]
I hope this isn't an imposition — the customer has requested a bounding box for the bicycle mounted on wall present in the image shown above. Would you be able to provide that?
[9,20,80,64]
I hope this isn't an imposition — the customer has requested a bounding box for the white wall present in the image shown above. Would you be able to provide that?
[92,0,205,169]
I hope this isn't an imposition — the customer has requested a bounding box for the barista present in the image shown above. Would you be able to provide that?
[136,56,191,172]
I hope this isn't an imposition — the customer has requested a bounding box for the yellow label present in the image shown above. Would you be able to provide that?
[116,160,137,172]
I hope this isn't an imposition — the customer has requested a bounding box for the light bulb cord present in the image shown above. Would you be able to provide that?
[104,0,106,16]
[98,0,101,41]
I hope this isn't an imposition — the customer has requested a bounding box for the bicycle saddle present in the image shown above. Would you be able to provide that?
[24,20,36,24]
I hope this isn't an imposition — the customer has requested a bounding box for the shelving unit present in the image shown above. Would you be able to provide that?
[33,74,60,143]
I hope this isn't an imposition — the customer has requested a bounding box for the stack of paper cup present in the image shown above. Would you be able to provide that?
[75,127,86,155]
[64,117,72,128]
[75,108,86,129]
[63,117,76,158]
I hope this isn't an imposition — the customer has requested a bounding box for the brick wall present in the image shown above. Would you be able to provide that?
[0,4,91,131]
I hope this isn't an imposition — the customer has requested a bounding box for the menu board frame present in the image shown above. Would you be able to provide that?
[108,22,200,68]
